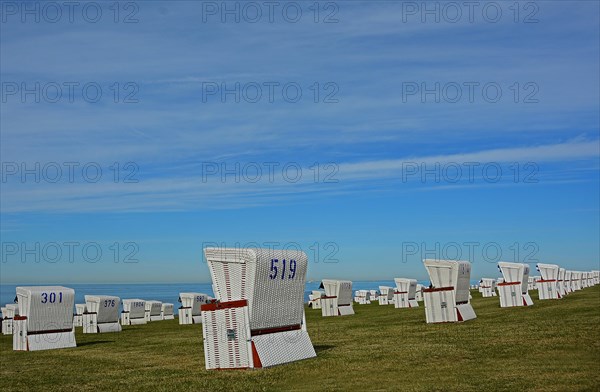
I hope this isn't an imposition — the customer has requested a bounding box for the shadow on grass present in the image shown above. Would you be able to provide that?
[314,345,335,354]
[77,340,114,347]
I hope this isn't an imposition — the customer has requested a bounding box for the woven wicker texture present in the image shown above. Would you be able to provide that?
[204,247,308,330]
[202,304,251,369]
[180,293,210,316]
[145,301,162,316]
[537,263,560,280]
[85,295,120,324]
[423,260,472,304]
[16,286,74,332]
[122,299,146,319]
[253,330,316,367]
[498,262,530,294]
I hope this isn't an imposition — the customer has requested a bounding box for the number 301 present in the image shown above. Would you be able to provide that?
[41,292,63,304]
[269,259,297,280]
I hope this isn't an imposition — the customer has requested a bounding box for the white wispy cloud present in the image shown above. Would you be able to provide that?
[1,139,597,214]
[1,2,598,214]
[337,139,600,178]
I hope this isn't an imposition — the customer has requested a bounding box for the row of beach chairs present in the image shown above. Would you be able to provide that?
[1,247,598,372]
[477,263,597,306]
[1,291,215,348]
[342,281,424,307]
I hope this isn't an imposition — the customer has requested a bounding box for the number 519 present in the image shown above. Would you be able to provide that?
[269,259,297,280]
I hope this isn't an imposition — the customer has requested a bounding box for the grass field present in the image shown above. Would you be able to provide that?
[1,287,599,392]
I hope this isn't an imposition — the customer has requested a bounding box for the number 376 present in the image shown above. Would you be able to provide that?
[269,259,297,280]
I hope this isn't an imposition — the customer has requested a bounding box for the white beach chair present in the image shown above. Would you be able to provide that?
[201,247,317,369]
[369,290,379,302]
[422,259,476,323]
[161,303,175,320]
[309,290,324,309]
[479,278,497,297]
[121,299,147,325]
[378,286,394,305]
[557,268,567,297]
[586,271,594,287]
[415,284,424,302]
[393,278,419,308]
[13,286,76,351]
[1,304,18,335]
[145,301,163,322]
[536,263,561,300]
[179,293,211,324]
[320,279,354,316]
[572,271,582,291]
[356,289,371,305]
[563,270,573,293]
[73,304,86,328]
[83,295,122,333]
[497,262,533,307]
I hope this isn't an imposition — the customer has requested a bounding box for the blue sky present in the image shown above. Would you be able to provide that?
[1,1,599,284]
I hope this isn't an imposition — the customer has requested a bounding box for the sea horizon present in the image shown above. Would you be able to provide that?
[0,280,477,308]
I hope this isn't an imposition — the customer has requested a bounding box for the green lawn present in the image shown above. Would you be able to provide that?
[1,287,599,391]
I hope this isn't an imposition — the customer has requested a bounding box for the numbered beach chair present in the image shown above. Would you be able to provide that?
[422,259,476,323]
[121,299,147,325]
[557,268,567,297]
[593,270,600,285]
[13,286,76,351]
[83,295,122,333]
[201,247,317,369]
[536,263,561,300]
[179,293,211,324]
[73,304,86,327]
[479,278,497,297]
[393,278,419,308]
[145,301,163,321]
[2,304,18,335]
[161,303,175,320]
[378,286,394,305]
[527,276,536,291]
[320,279,354,317]
[497,262,533,307]
[309,290,324,309]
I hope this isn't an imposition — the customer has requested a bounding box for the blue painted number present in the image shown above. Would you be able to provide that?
[40,292,63,304]
[270,259,297,280]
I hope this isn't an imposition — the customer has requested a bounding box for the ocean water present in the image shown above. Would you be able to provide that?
[0,280,444,311]
[0,283,215,311]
